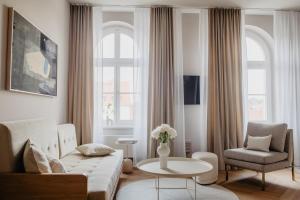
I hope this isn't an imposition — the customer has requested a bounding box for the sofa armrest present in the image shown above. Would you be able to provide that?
[0,173,88,200]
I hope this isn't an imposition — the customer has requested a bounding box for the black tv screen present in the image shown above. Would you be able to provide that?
[184,75,200,105]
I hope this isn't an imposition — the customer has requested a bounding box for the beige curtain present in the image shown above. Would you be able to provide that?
[68,5,93,145]
[148,7,175,158]
[207,8,244,170]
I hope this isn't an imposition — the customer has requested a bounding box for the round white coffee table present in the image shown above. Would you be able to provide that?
[137,157,213,200]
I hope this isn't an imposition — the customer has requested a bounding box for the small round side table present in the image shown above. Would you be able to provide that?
[116,138,138,174]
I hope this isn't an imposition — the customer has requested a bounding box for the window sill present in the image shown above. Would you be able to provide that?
[103,126,133,130]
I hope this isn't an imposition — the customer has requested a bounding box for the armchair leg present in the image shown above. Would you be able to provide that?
[292,161,295,181]
[225,164,229,181]
[262,172,265,191]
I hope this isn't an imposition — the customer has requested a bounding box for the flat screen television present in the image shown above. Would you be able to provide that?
[184,75,200,105]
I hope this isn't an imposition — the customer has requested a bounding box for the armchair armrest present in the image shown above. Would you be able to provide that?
[285,129,294,165]
[0,173,88,200]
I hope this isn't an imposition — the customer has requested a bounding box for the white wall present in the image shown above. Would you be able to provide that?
[0,0,69,123]
[103,11,133,25]
[245,15,273,37]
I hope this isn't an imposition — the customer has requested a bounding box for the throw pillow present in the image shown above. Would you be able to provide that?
[246,135,272,152]
[76,143,115,156]
[23,139,52,173]
[47,154,66,173]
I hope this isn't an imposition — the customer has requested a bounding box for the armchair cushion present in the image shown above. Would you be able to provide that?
[224,148,288,164]
[244,122,287,152]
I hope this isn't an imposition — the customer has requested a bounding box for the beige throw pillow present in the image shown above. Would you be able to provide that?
[47,154,66,173]
[76,143,115,156]
[246,135,272,152]
[23,140,52,173]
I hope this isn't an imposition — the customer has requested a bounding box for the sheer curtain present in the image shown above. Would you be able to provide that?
[173,8,186,157]
[241,10,248,137]
[273,11,300,166]
[133,8,150,163]
[198,9,209,152]
[92,7,104,143]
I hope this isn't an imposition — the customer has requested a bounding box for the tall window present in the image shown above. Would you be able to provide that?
[102,23,134,127]
[246,28,272,122]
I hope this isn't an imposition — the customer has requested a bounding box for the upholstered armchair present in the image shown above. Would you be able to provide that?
[224,122,295,191]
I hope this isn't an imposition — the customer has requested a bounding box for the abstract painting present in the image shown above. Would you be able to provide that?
[6,8,57,96]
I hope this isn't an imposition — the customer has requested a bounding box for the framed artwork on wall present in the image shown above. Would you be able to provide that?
[6,8,58,97]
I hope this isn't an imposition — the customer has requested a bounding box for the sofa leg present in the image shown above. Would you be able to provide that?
[262,172,265,191]
[225,164,229,181]
[292,162,295,181]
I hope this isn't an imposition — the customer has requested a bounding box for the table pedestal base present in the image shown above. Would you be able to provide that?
[154,177,197,200]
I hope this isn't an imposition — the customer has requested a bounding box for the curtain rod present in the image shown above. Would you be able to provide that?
[69,3,299,12]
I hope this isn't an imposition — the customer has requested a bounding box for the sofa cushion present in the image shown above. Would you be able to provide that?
[23,140,52,173]
[244,122,287,152]
[47,154,66,173]
[58,124,77,158]
[224,148,288,164]
[61,149,123,200]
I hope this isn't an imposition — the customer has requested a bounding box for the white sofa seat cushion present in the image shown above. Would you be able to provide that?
[61,149,123,200]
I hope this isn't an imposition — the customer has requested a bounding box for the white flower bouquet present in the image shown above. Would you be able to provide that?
[151,124,177,143]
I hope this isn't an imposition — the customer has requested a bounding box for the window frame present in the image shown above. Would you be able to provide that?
[245,25,273,122]
[102,22,134,128]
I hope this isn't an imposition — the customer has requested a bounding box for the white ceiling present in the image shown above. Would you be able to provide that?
[69,0,300,10]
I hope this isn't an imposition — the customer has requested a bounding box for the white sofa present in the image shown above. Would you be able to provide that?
[0,119,123,200]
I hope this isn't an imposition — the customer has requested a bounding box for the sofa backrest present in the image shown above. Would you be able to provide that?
[57,124,77,158]
[0,119,59,172]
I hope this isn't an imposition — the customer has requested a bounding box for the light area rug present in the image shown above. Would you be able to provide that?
[117,178,239,200]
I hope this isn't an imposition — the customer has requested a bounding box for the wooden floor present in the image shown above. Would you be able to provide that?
[118,168,300,200]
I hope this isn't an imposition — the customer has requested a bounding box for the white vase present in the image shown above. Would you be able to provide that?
[157,142,170,169]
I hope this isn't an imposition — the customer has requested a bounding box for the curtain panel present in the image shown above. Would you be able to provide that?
[133,8,150,163]
[273,11,300,166]
[148,7,175,158]
[68,5,94,145]
[173,8,186,157]
[198,9,209,152]
[207,8,244,169]
[92,7,104,143]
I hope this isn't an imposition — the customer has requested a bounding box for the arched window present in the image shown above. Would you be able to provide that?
[246,25,273,122]
[102,22,134,126]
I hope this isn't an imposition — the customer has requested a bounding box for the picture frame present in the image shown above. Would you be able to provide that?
[6,8,58,97]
